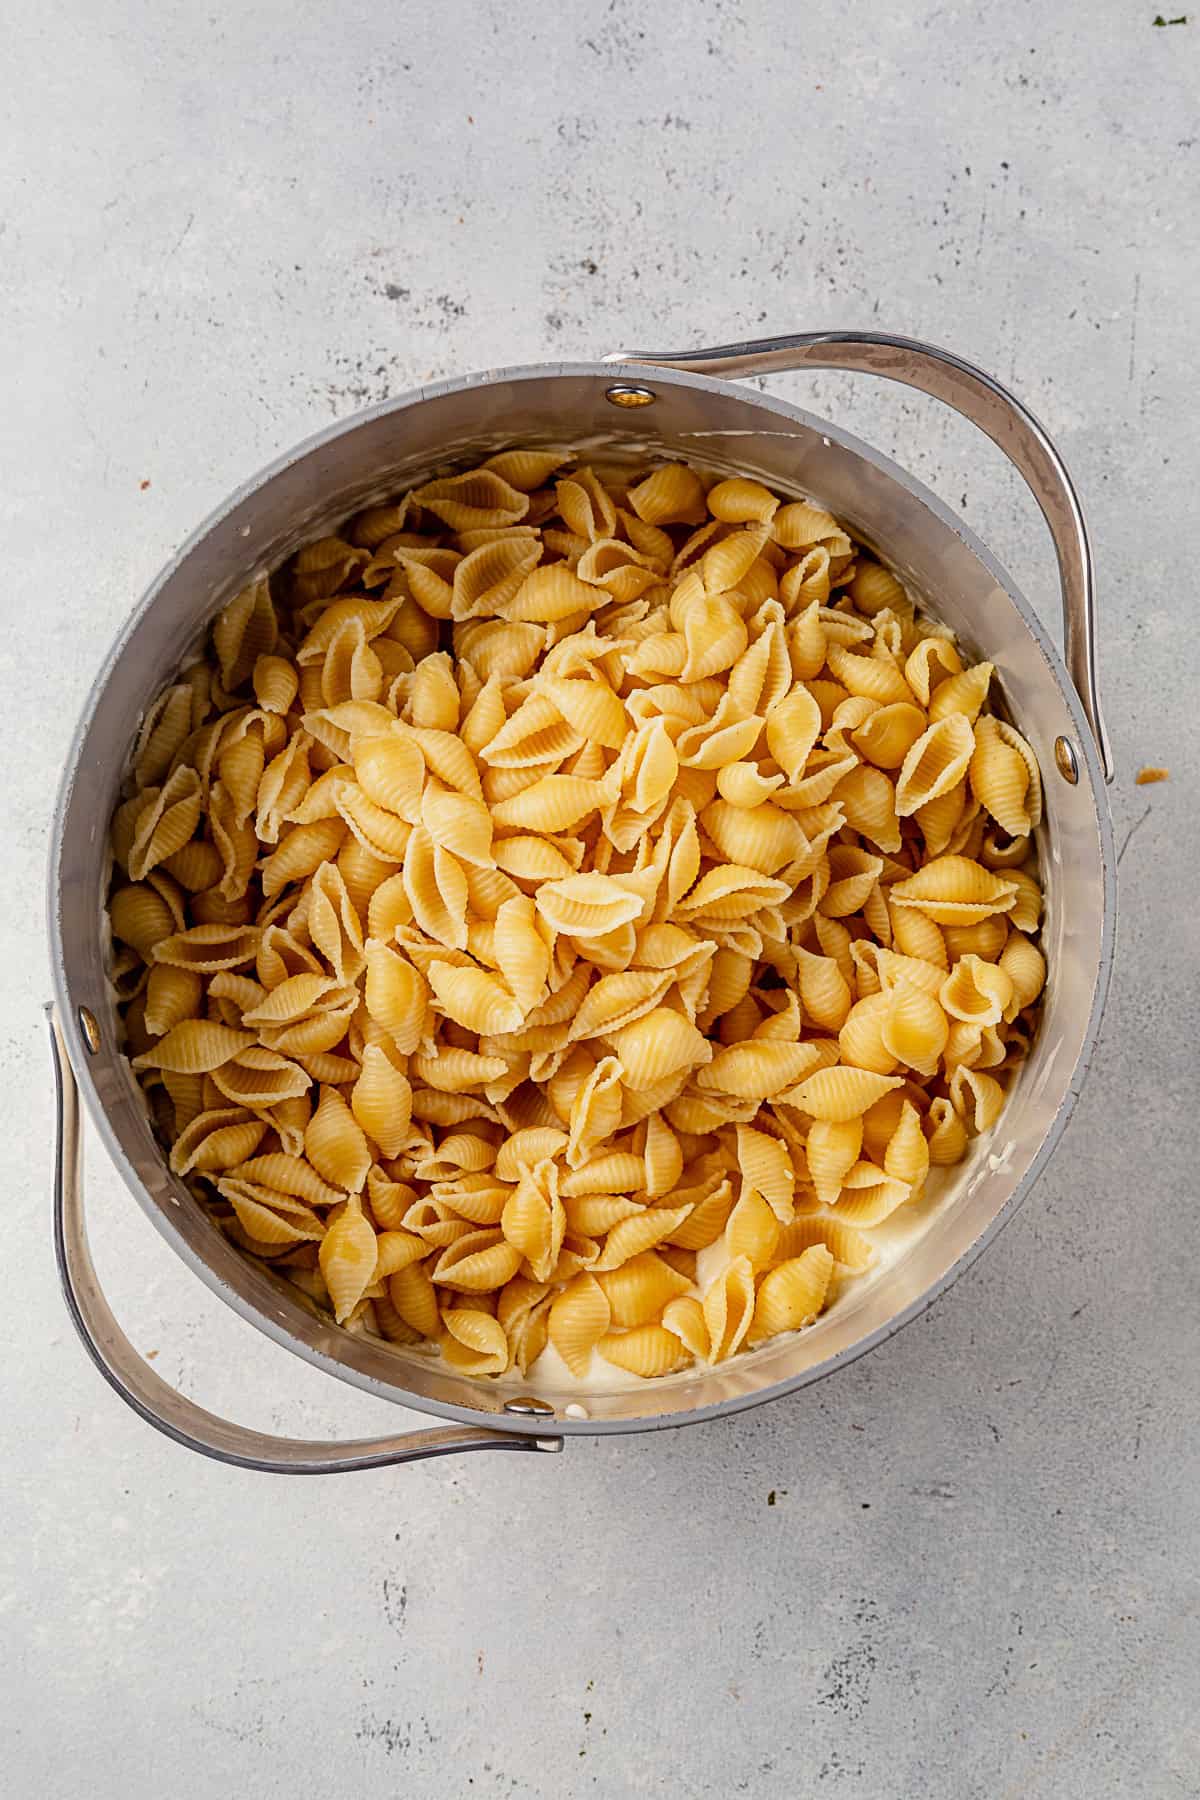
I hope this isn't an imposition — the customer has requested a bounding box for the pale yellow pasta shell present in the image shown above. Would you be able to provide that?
[319,1195,379,1323]
[804,1117,863,1207]
[890,856,1018,925]
[776,1214,874,1271]
[881,983,950,1078]
[169,1109,266,1176]
[701,1255,757,1362]
[927,661,993,724]
[596,1251,692,1329]
[782,1066,902,1122]
[751,1245,835,1341]
[547,1272,612,1377]
[833,1163,910,1226]
[132,1019,255,1074]
[735,1123,796,1222]
[698,1039,825,1101]
[305,1085,371,1193]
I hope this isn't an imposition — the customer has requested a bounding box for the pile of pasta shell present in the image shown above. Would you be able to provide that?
[107,450,1046,1384]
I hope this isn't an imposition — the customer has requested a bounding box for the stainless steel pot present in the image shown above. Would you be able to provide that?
[48,331,1116,1473]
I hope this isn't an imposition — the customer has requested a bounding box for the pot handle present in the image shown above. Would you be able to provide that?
[603,330,1113,782]
[47,1009,562,1474]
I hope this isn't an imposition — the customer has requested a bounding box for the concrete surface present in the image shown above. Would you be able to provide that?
[4,2,1197,1795]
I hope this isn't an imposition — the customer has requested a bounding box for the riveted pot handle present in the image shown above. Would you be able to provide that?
[603,330,1113,782]
[48,1009,562,1474]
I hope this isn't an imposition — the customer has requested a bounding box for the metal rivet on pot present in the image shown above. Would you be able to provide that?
[605,383,657,408]
[1054,736,1080,784]
[503,1395,555,1417]
[78,1006,101,1053]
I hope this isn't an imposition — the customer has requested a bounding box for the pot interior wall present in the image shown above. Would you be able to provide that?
[50,365,1112,1432]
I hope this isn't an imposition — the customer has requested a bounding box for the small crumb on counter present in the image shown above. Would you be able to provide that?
[1136,766,1169,784]
[564,1402,588,1421]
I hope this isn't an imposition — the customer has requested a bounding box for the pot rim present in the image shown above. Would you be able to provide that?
[47,358,1117,1437]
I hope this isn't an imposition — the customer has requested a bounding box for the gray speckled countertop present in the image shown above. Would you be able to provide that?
[5,3,1198,1795]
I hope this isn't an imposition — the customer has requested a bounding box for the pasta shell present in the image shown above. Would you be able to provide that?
[319,1195,380,1323]
[927,661,993,724]
[781,1066,902,1122]
[209,1047,311,1106]
[833,1163,910,1226]
[970,715,1043,837]
[596,1325,691,1378]
[725,1187,782,1270]
[413,469,529,530]
[388,1261,441,1338]
[641,1111,684,1197]
[850,561,908,618]
[611,1008,711,1091]
[805,1117,863,1207]
[547,1272,612,1377]
[213,579,277,690]
[698,1039,825,1101]
[500,1160,566,1283]
[492,774,612,833]
[169,1109,266,1176]
[628,463,707,527]
[883,1100,930,1191]
[440,1310,510,1376]
[895,715,976,817]
[700,1256,757,1362]
[735,1123,796,1222]
[535,872,644,939]
[305,1085,371,1193]
[777,1214,874,1271]
[143,964,204,1038]
[596,1251,692,1328]
[593,1204,693,1272]
[432,1231,523,1293]
[750,1246,834,1340]
[354,733,425,822]
[427,962,525,1035]
[890,856,1018,925]
[851,702,927,770]
[350,1045,413,1159]
[565,1057,625,1168]
[881,982,949,1077]
[132,1020,254,1074]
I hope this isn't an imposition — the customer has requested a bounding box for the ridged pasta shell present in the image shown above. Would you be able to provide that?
[169,1109,266,1176]
[698,1039,825,1101]
[805,1117,863,1207]
[832,1162,910,1226]
[596,1325,691,1378]
[440,1310,510,1375]
[895,715,976,817]
[547,1272,612,1376]
[595,1251,692,1329]
[132,1019,255,1074]
[592,1203,693,1272]
[735,1123,796,1221]
[890,855,1018,925]
[319,1194,379,1323]
[750,1246,834,1340]
[535,872,644,939]
[431,1230,523,1294]
[610,1008,711,1091]
[782,1066,902,1122]
[675,866,792,923]
[305,1086,371,1193]
[348,1045,413,1159]
[700,1255,757,1362]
